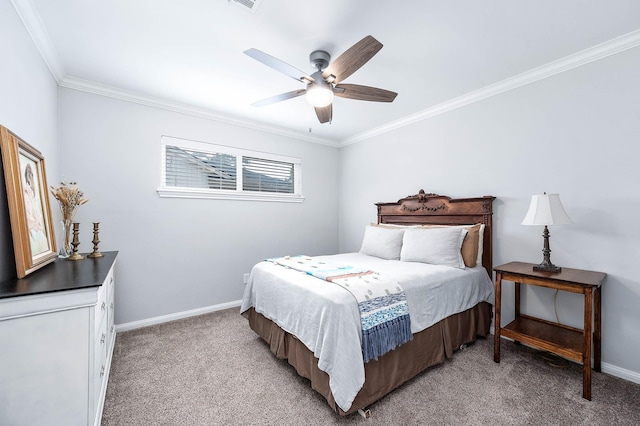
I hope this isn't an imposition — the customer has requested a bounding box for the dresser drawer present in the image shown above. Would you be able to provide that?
[94,267,113,328]
[105,269,115,298]
[93,313,108,401]
[105,265,115,346]
[94,284,107,328]
[107,291,115,347]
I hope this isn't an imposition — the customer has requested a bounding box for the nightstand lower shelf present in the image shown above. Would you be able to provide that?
[501,315,583,362]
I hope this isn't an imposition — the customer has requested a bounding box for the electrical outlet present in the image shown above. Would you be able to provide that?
[243,273,250,284]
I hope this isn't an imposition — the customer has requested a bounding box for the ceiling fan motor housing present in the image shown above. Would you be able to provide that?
[309,50,331,71]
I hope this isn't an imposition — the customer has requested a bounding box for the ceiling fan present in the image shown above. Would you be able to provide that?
[244,35,397,124]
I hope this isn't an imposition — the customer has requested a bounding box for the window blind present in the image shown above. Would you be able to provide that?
[165,145,237,190]
[242,156,294,194]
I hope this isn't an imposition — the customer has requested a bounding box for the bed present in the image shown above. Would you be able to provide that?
[240,190,496,415]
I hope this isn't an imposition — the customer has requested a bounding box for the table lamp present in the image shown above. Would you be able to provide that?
[521,193,572,273]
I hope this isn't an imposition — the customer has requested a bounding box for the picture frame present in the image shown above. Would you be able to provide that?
[0,125,57,278]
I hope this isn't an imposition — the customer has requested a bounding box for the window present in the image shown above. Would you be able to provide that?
[158,136,303,202]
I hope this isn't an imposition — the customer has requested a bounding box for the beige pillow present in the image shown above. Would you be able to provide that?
[461,224,480,268]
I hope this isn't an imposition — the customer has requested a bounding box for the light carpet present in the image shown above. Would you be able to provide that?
[102,308,640,425]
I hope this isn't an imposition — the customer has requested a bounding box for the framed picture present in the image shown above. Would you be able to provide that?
[0,125,57,278]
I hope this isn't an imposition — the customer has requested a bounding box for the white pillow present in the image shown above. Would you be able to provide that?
[359,225,405,260]
[400,227,468,268]
[415,223,486,267]
[477,224,485,265]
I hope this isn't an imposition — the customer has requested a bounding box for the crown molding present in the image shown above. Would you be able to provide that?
[60,76,339,147]
[11,0,640,149]
[340,28,640,147]
[11,0,65,84]
[10,1,337,147]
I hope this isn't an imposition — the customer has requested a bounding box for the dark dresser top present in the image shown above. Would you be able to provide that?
[0,251,118,299]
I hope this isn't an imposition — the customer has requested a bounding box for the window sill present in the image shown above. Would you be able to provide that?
[157,187,305,203]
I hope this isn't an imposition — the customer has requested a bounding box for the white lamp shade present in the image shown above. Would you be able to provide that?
[305,83,334,107]
[521,193,573,226]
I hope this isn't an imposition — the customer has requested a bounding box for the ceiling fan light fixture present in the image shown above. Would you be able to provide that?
[305,83,334,107]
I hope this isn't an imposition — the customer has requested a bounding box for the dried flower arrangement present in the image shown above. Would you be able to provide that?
[50,179,88,257]
[50,180,89,221]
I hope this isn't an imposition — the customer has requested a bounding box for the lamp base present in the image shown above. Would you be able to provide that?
[533,225,562,273]
[533,262,561,273]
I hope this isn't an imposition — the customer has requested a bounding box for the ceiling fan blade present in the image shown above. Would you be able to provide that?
[334,84,397,102]
[252,89,306,107]
[244,48,314,83]
[314,104,332,124]
[322,35,383,84]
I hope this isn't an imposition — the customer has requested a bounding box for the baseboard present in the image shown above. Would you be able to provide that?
[601,362,640,385]
[491,332,640,386]
[115,300,242,332]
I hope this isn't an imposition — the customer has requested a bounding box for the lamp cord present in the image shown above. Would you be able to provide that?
[538,289,569,368]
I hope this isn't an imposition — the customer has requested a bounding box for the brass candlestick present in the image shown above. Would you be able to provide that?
[87,222,104,258]
[67,222,84,261]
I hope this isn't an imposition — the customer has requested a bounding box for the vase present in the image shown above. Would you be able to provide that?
[59,219,72,258]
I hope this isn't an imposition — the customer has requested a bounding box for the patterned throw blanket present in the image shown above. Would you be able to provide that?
[267,255,412,362]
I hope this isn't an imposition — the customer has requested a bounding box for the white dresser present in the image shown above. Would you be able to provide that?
[0,252,118,426]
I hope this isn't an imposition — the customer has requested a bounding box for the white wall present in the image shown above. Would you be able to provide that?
[338,47,640,378]
[0,0,58,282]
[57,89,339,324]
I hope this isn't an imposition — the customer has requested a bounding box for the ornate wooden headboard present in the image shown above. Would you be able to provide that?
[376,190,496,277]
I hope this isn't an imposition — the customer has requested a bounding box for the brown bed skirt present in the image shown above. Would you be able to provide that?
[244,302,492,415]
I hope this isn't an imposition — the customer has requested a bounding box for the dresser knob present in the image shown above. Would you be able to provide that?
[101,302,106,311]
[110,325,114,333]
[101,333,106,344]
[100,365,105,378]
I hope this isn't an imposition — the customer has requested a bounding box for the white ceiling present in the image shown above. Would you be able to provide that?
[14,0,640,145]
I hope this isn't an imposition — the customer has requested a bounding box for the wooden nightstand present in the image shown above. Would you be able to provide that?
[493,261,606,400]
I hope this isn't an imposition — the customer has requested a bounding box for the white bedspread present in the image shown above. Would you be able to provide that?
[240,253,494,412]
